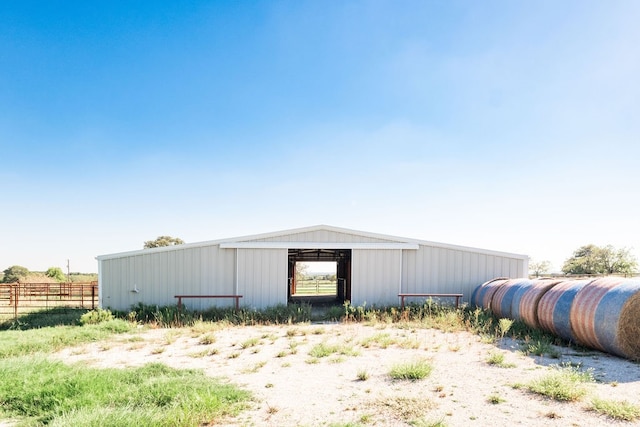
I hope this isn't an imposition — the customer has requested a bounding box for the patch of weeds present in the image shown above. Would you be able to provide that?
[525,365,594,401]
[266,404,279,414]
[127,343,146,350]
[275,351,288,358]
[305,358,320,364]
[519,339,558,358]
[398,338,420,349]
[312,327,325,335]
[189,349,211,358]
[80,308,114,325]
[388,360,433,380]
[281,362,291,367]
[357,369,369,381]
[242,361,267,374]
[373,396,436,423]
[228,352,240,359]
[360,333,394,349]
[589,398,640,421]
[486,351,516,368]
[265,383,274,388]
[309,342,359,359]
[162,330,182,345]
[487,394,505,404]
[359,413,373,423]
[329,356,346,364]
[150,347,165,355]
[447,344,460,352]
[323,305,345,321]
[198,333,216,345]
[498,318,513,339]
[240,337,260,349]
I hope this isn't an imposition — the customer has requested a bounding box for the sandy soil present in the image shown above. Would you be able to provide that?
[53,322,640,427]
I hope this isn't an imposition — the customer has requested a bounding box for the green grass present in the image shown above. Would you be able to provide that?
[356,369,370,381]
[0,358,250,426]
[485,351,516,368]
[308,342,359,358]
[0,319,133,358]
[360,332,395,349]
[240,337,260,349]
[388,360,433,380]
[487,394,506,404]
[589,398,640,421]
[0,307,89,330]
[525,365,594,401]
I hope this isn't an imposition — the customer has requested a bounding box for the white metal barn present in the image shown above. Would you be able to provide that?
[96,225,528,311]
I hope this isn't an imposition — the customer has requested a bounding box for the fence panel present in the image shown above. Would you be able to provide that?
[0,282,98,319]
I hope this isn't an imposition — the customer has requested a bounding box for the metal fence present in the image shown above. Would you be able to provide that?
[0,282,98,319]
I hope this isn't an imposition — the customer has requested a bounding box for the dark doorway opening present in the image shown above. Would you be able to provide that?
[288,249,351,306]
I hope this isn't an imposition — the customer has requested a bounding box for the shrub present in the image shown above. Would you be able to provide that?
[80,309,114,325]
[590,398,640,421]
[389,360,433,380]
[526,365,594,401]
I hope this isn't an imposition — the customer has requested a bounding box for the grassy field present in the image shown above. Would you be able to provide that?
[0,310,251,426]
[2,303,638,426]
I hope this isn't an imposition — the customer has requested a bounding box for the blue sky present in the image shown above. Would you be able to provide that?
[1,1,639,274]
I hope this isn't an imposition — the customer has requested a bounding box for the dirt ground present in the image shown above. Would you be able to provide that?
[53,322,640,427]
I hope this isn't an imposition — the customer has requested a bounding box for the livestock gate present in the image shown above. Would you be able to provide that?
[0,282,98,319]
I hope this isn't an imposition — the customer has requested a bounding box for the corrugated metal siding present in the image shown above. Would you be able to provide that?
[237,248,287,309]
[402,245,526,302]
[100,245,237,311]
[254,230,397,244]
[351,249,402,306]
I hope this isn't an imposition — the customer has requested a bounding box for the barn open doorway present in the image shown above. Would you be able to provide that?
[288,249,351,306]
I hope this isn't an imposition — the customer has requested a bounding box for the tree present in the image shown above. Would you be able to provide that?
[562,244,638,275]
[529,260,551,277]
[295,262,309,282]
[143,236,185,249]
[2,265,29,283]
[46,267,66,282]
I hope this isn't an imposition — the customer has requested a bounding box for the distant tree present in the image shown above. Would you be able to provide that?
[562,244,637,275]
[2,265,29,283]
[143,236,185,249]
[295,263,309,282]
[46,267,66,282]
[529,260,551,277]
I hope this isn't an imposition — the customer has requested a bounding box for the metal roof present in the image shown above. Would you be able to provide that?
[96,224,528,261]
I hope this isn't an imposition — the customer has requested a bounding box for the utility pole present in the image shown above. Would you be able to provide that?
[66,259,70,283]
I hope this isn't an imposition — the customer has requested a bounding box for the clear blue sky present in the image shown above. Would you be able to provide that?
[1,1,638,274]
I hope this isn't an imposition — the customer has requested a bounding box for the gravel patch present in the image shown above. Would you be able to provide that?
[54,323,640,426]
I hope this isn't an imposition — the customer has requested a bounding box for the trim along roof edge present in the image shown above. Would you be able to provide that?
[96,224,528,261]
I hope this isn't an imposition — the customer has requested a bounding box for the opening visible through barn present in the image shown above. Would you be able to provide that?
[288,249,351,306]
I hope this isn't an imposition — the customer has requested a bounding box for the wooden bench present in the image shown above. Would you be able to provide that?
[174,295,243,311]
[398,293,464,309]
